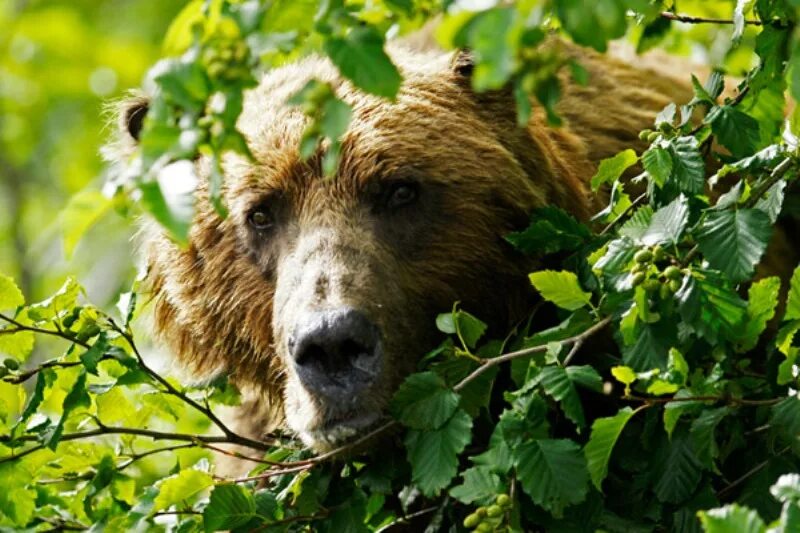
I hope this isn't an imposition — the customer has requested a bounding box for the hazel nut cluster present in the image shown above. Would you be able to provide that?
[463,493,512,532]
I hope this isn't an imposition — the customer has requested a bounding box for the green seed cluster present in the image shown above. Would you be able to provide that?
[463,494,512,532]
[202,39,250,82]
[630,245,686,299]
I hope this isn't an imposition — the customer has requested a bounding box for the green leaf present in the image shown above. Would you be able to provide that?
[435,308,487,349]
[696,208,772,282]
[737,276,781,351]
[152,469,214,513]
[405,409,473,497]
[391,371,460,430]
[48,370,91,450]
[60,190,113,258]
[654,428,703,504]
[456,8,516,91]
[449,466,502,504]
[698,504,766,533]
[0,328,34,361]
[505,206,590,255]
[203,484,256,532]
[0,274,24,311]
[619,205,653,241]
[324,27,401,99]
[590,149,638,191]
[690,407,731,468]
[138,180,192,246]
[771,396,800,437]
[623,321,672,371]
[529,270,592,311]
[531,366,587,429]
[668,136,706,194]
[707,105,761,158]
[786,265,800,321]
[584,407,636,490]
[771,473,800,503]
[515,438,589,517]
[641,194,689,246]
[642,146,673,188]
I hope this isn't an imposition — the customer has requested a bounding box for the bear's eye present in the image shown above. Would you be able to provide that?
[385,182,419,210]
[247,206,274,230]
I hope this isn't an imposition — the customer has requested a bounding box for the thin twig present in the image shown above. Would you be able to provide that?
[743,156,794,209]
[716,446,791,499]
[375,506,439,532]
[623,394,783,406]
[454,316,613,393]
[660,11,764,26]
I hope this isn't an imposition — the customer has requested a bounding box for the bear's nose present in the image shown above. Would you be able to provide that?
[289,308,383,400]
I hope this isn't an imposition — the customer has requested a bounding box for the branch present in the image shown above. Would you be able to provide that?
[623,394,783,406]
[454,316,613,393]
[660,11,765,26]
[0,313,90,349]
[108,321,276,451]
[744,156,794,209]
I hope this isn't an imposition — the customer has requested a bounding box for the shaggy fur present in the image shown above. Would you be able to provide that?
[115,39,787,451]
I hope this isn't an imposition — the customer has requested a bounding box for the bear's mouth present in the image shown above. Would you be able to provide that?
[301,410,382,448]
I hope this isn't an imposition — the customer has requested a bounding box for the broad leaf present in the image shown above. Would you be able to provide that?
[787,265,800,321]
[529,270,592,311]
[737,276,780,351]
[324,27,401,99]
[707,105,761,158]
[515,438,589,517]
[584,407,636,490]
[391,371,460,430]
[152,469,213,513]
[590,149,638,191]
[698,504,766,533]
[405,409,472,497]
[641,194,689,245]
[668,136,706,194]
[203,484,256,532]
[695,208,772,283]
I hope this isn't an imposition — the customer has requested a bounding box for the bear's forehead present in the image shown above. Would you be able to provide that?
[229,51,512,196]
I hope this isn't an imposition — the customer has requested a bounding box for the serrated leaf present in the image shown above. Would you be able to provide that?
[708,105,761,158]
[324,27,401,99]
[152,469,213,513]
[584,407,636,490]
[505,206,590,255]
[529,270,592,311]
[531,366,587,429]
[590,149,638,191]
[754,180,786,223]
[391,371,460,430]
[696,209,772,282]
[48,370,91,450]
[623,321,673,371]
[668,137,706,194]
[698,504,766,533]
[641,194,690,245]
[449,466,502,504]
[654,428,703,503]
[515,438,589,517]
[771,396,800,437]
[737,276,780,351]
[203,484,256,532]
[0,274,24,311]
[405,409,473,497]
[690,407,731,468]
[787,265,800,321]
[642,147,673,187]
[620,206,654,241]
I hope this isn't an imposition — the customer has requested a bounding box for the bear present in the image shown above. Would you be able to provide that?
[113,39,743,453]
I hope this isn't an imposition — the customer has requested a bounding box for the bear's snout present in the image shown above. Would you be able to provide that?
[289,307,383,402]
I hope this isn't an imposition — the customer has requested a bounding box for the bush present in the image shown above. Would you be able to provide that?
[2,0,800,531]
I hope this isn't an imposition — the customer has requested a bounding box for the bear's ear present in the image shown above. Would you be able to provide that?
[119,96,149,142]
[450,49,474,79]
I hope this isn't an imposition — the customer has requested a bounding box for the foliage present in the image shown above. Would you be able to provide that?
[3,0,800,531]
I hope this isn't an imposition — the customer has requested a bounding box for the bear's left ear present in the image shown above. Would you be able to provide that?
[450,49,474,79]
[119,96,149,142]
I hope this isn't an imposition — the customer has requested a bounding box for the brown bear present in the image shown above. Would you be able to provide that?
[114,40,721,452]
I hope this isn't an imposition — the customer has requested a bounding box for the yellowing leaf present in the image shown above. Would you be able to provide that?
[0,274,24,312]
[590,149,638,191]
[611,366,636,396]
[529,270,592,311]
[152,469,213,513]
[60,190,112,258]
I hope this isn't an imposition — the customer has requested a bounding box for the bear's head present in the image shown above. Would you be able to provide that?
[115,47,597,450]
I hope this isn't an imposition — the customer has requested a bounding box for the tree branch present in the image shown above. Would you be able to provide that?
[660,11,764,26]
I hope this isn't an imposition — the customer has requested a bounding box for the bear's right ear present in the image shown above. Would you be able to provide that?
[450,49,474,79]
[119,96,149,142]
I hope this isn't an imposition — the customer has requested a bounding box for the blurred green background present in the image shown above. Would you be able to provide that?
[0,0,184,307]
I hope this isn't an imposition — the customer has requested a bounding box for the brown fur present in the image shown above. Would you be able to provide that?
[116,39,781,452]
